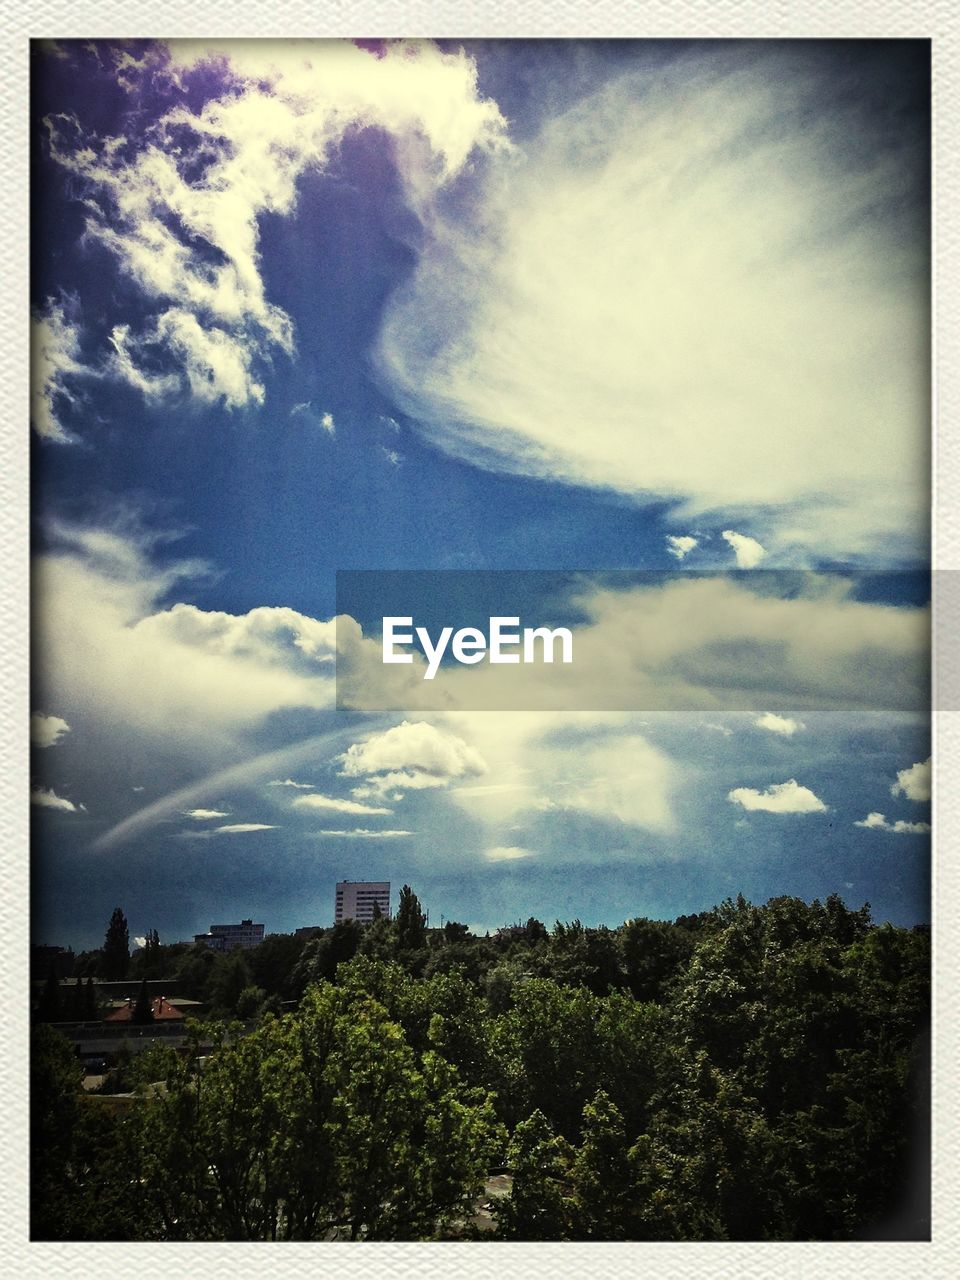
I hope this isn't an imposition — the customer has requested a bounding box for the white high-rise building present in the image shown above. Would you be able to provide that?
[335,881,390,925]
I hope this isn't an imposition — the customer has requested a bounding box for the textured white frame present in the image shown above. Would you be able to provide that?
[2,4,954,1274]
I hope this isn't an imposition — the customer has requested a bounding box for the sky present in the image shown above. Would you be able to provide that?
[30,39,931,951]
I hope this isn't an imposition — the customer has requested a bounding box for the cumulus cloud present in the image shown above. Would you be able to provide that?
[485,845,534,861]
[377,48,928,558]
[666,535,698,561]
[722,531,766,569]
[320,412,335,433]
[31,713,71,748]
[728,778,826,814]
[31,786,82,812]
[854,811,930,834]
[292,794,393,816]
[34,524,339,754]
[755,712,805,736]
[183,808,229,819]
[45,40,507,420]
[339,719,487,798]
[31,300,91,441]
[134,935,147,949]
[891,757,931,802]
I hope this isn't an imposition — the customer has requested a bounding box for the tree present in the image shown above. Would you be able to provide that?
[394,884,427,952]
[495,1109,573,1240]
[36,970,62,1023]
[102,907,130,981]
[135,982,502,1239]
[131,978,154,1025]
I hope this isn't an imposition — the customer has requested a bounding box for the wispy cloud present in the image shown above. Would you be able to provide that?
[312,828,413,839]
[183,808,230,820]
[292,794,393,816]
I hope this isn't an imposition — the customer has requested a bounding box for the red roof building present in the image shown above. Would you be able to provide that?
[103,995,185,1022]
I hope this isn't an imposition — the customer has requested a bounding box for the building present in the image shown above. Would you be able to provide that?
[194,919,265,951]
[335,881,390,925]
[104,995,186,1023]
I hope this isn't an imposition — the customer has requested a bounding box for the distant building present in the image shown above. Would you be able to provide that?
[194,919,265,951]
[335,881,390,925]
[294,925,323,940]
[104,995,185,1023]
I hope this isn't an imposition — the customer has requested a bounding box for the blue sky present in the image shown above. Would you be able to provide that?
[30,39,930,950]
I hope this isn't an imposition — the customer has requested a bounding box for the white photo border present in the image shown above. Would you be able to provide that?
[3,4,955,1274]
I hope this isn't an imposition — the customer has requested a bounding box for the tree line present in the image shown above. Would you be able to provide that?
[32,890,930,1241]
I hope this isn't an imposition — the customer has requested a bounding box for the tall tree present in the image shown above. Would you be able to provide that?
[131,978,154,1025]
[394,884,427,952]
[102,907,130,981]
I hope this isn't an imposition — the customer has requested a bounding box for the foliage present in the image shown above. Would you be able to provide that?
[101,907,130,981]
[31,895,930,1242]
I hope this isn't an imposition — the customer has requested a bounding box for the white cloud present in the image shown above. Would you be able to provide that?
[183,808,229,820]
[755,712,805,736]
[292,794,393,816]
[339,719,487,798]
[484,845,534,861]
[47,40,507,418]
[134,935,147,948]
[31,300,90,441]
[34,525,339,754]
[320,412,335,433]
[701,721,733,737]
[891,757,931,802]
[728,778,826,814]
[377,50,928,558]
[666,535,698,561]
[31,786,81,812]
[268,778,315,789]
[214,822,276,834]
[312,828,413,839]
[31,713,71,748]
[854,811,930,834]
[722,530,766,569]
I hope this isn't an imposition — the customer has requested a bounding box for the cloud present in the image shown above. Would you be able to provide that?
[728,779,826,814]
[484,845,534,861]
[320,412,335,433]
[31,713,71,748]
[34,525,338,754]
[31,786,82,812]
[183,808,229,820]
[46,40,507,419]
[31,300,91,441]
[666,535,698,561]
[722,530,766,569]
[377,48,928,559]
[701,721,733,737]
[134,935,147,948]
[312,828,413,839]
[891,757,931,802]
[214,822,276,834]
[854,811,930,834]
[292,794,393,816]
[339,719,487,798]
[268,778,315,789]
[755,712,805,736]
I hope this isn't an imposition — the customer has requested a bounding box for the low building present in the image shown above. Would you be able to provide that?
[104,995,186,1022]
[194,919,265,951]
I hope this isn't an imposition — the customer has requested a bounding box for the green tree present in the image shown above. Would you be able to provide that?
[395,884,427,952]
[102,907,130,980]
[495,1109,573,1240]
